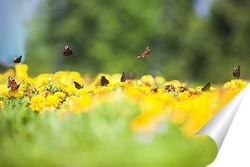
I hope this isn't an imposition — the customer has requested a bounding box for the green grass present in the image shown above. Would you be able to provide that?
[0,98,217,167]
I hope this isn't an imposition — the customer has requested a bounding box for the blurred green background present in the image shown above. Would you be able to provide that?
[25,0,250,82]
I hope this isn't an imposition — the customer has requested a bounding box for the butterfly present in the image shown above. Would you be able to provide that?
[120,72,126,82]
[13,55,22,63]
[7,76,20,91]
[74,81,84,89]
[63,44,74,56]
[137,46,151,59]
[201,82,211,92]
[100,76,109,86]
[233,65,240,79]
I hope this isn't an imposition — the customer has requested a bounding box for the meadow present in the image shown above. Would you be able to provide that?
[0,64,246,167]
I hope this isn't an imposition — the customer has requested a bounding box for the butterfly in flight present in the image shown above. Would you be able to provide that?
[100,76,109,86]
[13,55,22,63]
[233,65,240,79]
[63,44,74,56]
[74,81,84,89]
[201,82,211,92]
[137,46,151,59]
[7,76,20,91]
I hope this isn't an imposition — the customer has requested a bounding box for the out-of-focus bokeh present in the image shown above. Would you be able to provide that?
[2,0,250,82]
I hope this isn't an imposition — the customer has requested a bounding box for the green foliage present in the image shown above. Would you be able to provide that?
[0,98,217,167]
[26,0,250,82]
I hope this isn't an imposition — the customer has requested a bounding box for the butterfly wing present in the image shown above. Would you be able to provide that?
[232,65,240,79]
[63,45,73,56]
[74,81,83,89]
[137,46,150,59]
[8,76,20,90]
[120,72,126,82]
[101,76,109,86]
[237,66,240,78]
[201,82,211,92]
[13,55,22,63]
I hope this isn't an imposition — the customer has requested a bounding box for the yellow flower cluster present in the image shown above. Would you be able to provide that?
[0,64,247,135]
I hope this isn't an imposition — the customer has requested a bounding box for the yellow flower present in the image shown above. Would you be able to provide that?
[65,85,77,95]
[94,85,113,94]
[155,76,165,87]
[67,95,92,113]
[46,94,61,109]
[23,77,35,86]
[54,92,66,102]
[15,64,29,80]
[0,101,4,108]
[30,95,46,112]
[141,75,155,86]
[34,73,53,87]
[109,73,122,84]
[7,89,24,98]
[53,71,83,86]
[0,74,3,82]
[223,79,247,90]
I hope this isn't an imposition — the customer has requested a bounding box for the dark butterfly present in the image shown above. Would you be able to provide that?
[201,82,211,92]
[13,55,22,63]
[100,76,109,86]
[74,81,84,89]
[164,84,175,92]
[120,72,126,82]
[7,76,20,91]
[63,44,74,56]
[137,46,151,59]
[233,65,240,79]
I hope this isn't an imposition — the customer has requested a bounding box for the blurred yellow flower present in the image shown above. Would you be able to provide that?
[54,92,66,102]
[30,95,46,112]
[0,101,4,108]
[155,76,165,87]
[7,89,24,98]
[67,95,92,113]
[53,71,83,86]
[23,77,35,86]
[15,64,29,80]
[46,94,61,110]
[34,73,53,87]
[223,79,246,90]
[141,75,155,86]
[65,85,77,95]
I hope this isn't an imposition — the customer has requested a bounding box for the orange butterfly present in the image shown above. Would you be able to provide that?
[137,46,150,59]
[7,76,20,91]
[13,55,22,63]
[63,44,74,56]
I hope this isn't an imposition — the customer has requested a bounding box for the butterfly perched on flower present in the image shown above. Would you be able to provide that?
[233,65,240,79]
[7,76,20,91]
[63,44,74,56]
[137,46,151,59]
[201,82,211,92]
[100,76,109,86]
[120,72,126,82]
[74,81,84,89]
[13,55,22,63]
